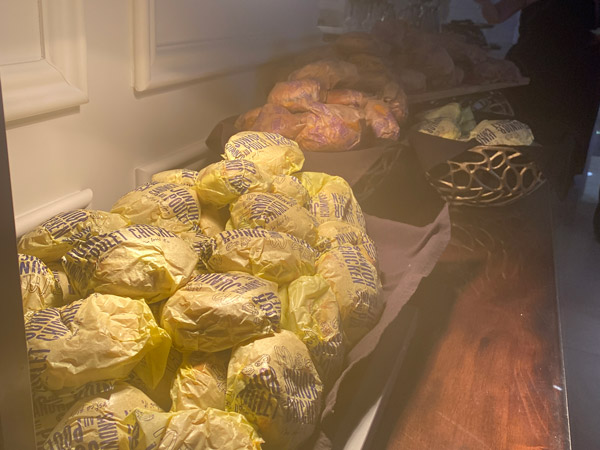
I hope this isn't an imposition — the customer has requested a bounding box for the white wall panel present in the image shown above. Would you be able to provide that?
[0,0,88,122]
[0,0,42,65]
[133,0,321,91]
[5,0,320,218]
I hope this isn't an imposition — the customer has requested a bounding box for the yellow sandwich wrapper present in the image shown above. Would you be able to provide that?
[199,204,228,237]
[415,117,463,140]
[184,230,216,271]
[18,209,129,263]
[47,262,80,305]
[316,245,383,347]
[295,171,351,198]
[469,119,535,146]
[309,190,367,231]
[229,192,319,246]
[226,330,323,450]
[32,380,123,449]
[224,131,305,177]
[151,168,199,186]
[417,102,462,122]
[125,407,264,450]
[161,271,281,352]
[26,293,171,391]
[285,275,346,388]
[127,346,183,411]
[111,182,201,236]
[42,382,162,450]
[62,224,197,303]
[208,229,317,284]
[297,172,367,231]
[195,159,272,207]
[170,350,229,411]
[315,221,378,267]
[19,254,63,313]
[269,175,311,206]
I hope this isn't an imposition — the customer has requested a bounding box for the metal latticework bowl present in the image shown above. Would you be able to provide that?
[426,145,545,207]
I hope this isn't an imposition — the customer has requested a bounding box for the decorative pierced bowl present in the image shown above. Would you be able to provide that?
[425,145,545,207]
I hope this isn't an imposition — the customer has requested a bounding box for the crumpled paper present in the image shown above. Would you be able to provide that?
[62,224,197,303]
[229,192,319,246]
[226,330,323,450]
[316,245,383,347]
[26,293,172,391]
[111,182,201,236]
[125,407,264,450]
[170,350,229,411]
[208,228,317,284]
[285,275,346,388]
[267,79,322,112]
[42,382,162,450]
[161,271,281,352]
[468,119,534,146]
[18,254,63,313]
[32,380,122,449]
[224,131,305,177]
[47,262,80,305]
[298,172,367,231]
[195,159,272,207]
[151,168,199,186]
[295,103,363,153]
[314,221,378,267]
[18,209,129,263]
[199,204,228,237]
[269,175,311,206]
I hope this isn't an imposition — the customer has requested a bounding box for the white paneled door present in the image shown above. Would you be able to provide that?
[0,0,88,123]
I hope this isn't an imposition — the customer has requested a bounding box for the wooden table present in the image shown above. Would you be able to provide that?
[371,184,570,449]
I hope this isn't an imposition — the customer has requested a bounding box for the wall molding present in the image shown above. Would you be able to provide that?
[14,188,93,238]
[0,0,88,123]
[132,0,321,92]
[135,141,213,187]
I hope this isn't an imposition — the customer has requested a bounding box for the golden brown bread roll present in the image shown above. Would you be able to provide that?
[250,103,306,139]
[267,79,321,112]
[295,103,363,152]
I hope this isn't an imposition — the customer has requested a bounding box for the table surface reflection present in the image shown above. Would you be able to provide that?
[374,184,570,450]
